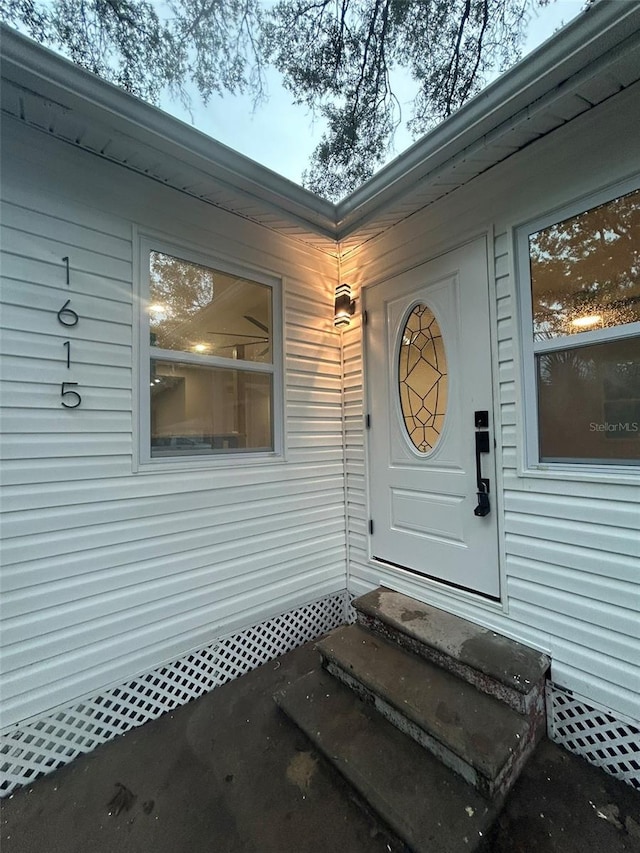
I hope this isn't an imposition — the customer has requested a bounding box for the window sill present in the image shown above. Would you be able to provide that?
[519,462,639,486]
[134,451,285,475]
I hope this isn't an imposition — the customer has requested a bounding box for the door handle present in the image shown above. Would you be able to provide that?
[474,430,491,517]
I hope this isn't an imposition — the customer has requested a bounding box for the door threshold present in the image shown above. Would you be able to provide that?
[372,556,501,603]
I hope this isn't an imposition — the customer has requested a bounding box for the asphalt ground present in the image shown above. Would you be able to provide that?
[2,640,639,853]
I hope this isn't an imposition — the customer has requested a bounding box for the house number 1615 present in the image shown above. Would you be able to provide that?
[58,257,82,408]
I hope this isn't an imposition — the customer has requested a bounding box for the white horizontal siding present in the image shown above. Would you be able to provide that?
[2,498,342,574]
[344,86,640,724]
[487,96,640,720]
[2,564,344,726]
[2,477,341,545]
[505,513,637,558]
[0,119,346,728]
[509,574,640,664]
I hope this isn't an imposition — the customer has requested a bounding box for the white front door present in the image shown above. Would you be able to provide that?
[365,238,499,597]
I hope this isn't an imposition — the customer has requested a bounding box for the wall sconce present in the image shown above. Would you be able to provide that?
[334,283,356,328]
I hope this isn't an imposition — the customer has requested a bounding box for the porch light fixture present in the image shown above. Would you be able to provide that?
[334,283,355,328]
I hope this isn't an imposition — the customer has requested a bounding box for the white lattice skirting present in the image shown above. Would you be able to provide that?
[547,682,640,790]
[0,591,349,797]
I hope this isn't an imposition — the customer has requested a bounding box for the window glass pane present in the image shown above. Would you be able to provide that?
[529,188,640,341]
[149,251,272,363]
[537,337,640,464]
[151,360,273,455]
[398,304,448,453]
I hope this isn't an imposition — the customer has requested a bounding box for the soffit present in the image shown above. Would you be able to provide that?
[336,0,640,253]
[0,26,338,256]
[1,1,640,258]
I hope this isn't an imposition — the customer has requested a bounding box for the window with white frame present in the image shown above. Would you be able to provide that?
[139,238,281,461]
[518,184,640,466]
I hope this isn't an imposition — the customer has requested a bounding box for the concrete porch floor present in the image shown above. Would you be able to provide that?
[2,639,639,853]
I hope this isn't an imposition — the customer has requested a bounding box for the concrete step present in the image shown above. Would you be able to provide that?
[354,588,550,715]
[316,624,544,799]
[275,666,501,853]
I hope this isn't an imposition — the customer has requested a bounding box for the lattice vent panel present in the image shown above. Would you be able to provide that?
[1,592,348,797]
[547,682,639,790]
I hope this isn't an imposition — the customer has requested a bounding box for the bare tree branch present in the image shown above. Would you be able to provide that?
[1,0,554,200]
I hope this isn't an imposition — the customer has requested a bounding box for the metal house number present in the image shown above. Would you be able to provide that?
[58,256,82,408]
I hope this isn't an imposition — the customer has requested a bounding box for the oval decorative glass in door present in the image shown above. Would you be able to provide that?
[398,304,448,453]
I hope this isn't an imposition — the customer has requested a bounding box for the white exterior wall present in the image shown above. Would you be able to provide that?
[342,83,640,724]
[0,118,344,729]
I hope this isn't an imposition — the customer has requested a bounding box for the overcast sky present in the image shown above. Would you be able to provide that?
[159,0,586,186]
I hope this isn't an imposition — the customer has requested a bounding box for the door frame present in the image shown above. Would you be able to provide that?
[360,231,509,611]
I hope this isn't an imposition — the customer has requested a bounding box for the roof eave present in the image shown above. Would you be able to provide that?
[334,0,640,238]
[0,24,336,237]
[2,0,639,244]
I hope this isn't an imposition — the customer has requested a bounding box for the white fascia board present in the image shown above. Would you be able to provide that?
[335,0,640,237]
[0,24,336,237]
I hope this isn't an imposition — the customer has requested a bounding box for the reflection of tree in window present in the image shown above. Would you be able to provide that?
[150,253,215,351]
[147,249,275,457]
[149,252,272,362]
[537,349,594,386]
[529,188,640,340]
[536,338,640,463]
[605,359,640,400]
